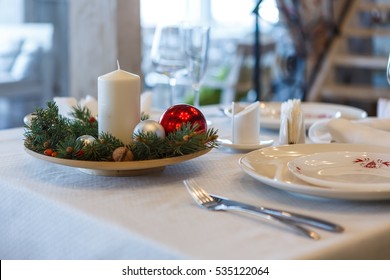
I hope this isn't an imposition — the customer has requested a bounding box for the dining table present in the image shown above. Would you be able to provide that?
[1,104,390,260]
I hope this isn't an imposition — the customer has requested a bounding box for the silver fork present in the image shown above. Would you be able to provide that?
[184,179,323,240]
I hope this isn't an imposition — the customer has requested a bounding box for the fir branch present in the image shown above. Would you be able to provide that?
[56,135,82,159]
[164,123,215,156]
[76,140,108,161]
[68,105,99,138]
[70,105,94,122]
[24,101,72,153]
[131,131,167,160]
[141,112,149,121]
[97,132,124,160]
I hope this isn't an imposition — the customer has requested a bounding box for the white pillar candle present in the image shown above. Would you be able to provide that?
[98,66,140,144]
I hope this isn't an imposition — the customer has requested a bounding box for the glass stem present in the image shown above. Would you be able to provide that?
[387,53,390,85]
[193,83,201,108]
[168,77,177,107]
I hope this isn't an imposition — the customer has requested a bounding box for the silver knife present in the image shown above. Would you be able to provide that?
[210,194,344,233]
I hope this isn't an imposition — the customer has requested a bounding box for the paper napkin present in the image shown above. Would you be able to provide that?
[355,117,390,131]
[140,91,152,116]
[79,95,98,117]
[53,96,78,118]
[279,99,305,145]
[327,118,390,148]
[231,101,260,144]
[53,92,151,119]
[377,98,390,118]
[308,117,390,143]
[53,95,98,118]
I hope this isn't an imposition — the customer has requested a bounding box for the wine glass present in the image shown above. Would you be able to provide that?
[182,24,210,108]
[387,52,390,85]
[151,24,187,107]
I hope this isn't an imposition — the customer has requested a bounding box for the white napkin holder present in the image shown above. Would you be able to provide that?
[279,99,305,145]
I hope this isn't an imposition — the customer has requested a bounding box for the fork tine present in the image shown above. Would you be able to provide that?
[184,179,200,204]
[184,179,214,205]
[191,180,213,203]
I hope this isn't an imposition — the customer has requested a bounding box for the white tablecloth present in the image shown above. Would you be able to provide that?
[1,108,390,260]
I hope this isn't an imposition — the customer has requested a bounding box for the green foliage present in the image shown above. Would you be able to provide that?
[185,66,229,105]
[164,123,218,156]
[131,131,168,160]
[185,87,222,106]
[24,102,219,161]
[24,102,72,153]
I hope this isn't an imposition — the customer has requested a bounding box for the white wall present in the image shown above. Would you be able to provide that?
[0,0,24,23]
[69,0,117,99]
[69,0,141,100]
[116,0,141,80]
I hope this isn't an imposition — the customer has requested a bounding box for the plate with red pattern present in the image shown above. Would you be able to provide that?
[287,152,390,189]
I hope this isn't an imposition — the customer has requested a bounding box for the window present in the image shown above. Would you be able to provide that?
[141,0,281,106]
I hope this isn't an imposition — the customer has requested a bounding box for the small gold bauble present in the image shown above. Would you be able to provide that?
[112,147,134,162]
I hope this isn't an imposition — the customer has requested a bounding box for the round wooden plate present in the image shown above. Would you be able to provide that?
[25,148,211,176]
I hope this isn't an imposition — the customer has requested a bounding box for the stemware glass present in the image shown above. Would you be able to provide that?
[182,24,210,108]
[151,24,187,107]
[387,52,390,85]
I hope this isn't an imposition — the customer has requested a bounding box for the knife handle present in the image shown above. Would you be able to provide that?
[211,195,344,233]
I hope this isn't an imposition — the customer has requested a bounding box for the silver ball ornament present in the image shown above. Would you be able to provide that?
[76,135,96,145]
[23,113,36,126]
[133,120,166,139]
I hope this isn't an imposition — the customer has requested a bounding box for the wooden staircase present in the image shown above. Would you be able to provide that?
[307,0,390,114]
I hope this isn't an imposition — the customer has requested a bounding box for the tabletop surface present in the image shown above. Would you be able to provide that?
[1,106,390,260]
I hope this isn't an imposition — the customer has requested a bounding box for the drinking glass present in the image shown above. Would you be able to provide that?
[151,24,187,107]
[182,25,210,108]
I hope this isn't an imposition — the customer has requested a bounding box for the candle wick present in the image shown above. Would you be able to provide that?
[117,60,120,70]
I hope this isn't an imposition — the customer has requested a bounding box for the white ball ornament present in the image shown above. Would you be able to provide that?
[133,120,166,139]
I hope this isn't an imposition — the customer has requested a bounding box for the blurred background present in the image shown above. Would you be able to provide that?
[1,0,389,129]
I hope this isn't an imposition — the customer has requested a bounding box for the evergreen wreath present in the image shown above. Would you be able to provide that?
[24,102,219,161]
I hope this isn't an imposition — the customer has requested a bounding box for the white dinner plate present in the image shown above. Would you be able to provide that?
[224,102,367,130]
[218,136,274,151]
[239,143,390,200]
[288,151,390,189]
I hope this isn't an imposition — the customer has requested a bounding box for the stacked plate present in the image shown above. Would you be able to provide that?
[239,143,390,200]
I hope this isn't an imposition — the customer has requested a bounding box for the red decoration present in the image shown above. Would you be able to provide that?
[354,157,390,168]
[44,149,54,156]
[159,104,207,134]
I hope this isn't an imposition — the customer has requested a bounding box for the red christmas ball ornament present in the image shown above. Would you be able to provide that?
[159,104,207,134]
